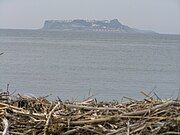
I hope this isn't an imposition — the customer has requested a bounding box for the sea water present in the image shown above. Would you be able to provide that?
[0,29,180,100]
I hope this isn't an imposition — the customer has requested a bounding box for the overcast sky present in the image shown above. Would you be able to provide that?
[0,0,179,34]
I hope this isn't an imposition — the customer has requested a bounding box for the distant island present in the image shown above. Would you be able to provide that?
[42,19,156,34]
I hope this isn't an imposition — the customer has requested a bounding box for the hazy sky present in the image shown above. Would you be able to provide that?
[0,0,180,34]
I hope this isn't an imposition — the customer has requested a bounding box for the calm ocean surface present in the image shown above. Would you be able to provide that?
[0,29,180,100]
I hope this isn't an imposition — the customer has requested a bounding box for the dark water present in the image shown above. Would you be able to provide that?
[0,29,180,100]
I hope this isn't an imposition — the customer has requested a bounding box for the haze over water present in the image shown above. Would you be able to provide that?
[0,29,180,100]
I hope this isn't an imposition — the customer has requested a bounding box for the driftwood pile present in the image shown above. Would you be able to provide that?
[0,90,179,135]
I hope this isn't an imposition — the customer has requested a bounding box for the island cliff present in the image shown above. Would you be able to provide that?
[42,19,155,33]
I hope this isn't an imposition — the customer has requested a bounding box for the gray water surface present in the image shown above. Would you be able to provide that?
[0,29,180,100]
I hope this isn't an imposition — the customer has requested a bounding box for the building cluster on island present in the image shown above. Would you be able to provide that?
[42,19,155,34]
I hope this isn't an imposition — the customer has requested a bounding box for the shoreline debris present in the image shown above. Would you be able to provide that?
[0,90,179,134]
